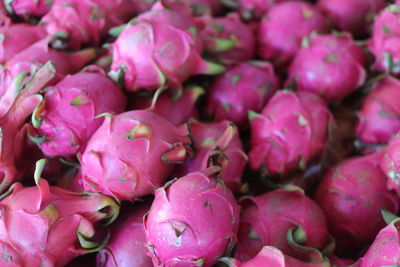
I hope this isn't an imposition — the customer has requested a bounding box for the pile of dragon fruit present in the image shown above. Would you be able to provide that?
[1,0,400,265]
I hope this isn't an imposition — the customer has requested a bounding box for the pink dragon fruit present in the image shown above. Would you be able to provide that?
[161,0,222,16]
[144,170,240,267]
[0,159,120,267]
[109,20,225,92]
[0,62,55,193]
[287,33,366,101]
[205,61,279,128]
[97,204,152,267]
[369,2,400,76]
[258,1,329,65]
[235,187,332,262]
[200,13,256,65]
[234,0,296,20]
[381,133,400,197]
[0,23,46,64]
[356,76,400,144]
[354,217,400,266]
[41,0,155,50]
[315,151,399,251]
[130,86,204,126]
[80,110,191,201]
[5,0,53,20]
[57,168,85,193]
[29,66,126,158]
[248,90,333,175]
[317,0,386,37]
[174,120,247,192]
[0,39,97,94]
[220,246,331,267]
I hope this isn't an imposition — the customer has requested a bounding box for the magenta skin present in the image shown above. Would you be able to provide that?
[248,90,332,175]
[258,1,329,65]
[97,204,153,267]
[0,23,46,64]
[80,110,191,202]
[41,0,153,50]
[221,246,331,267]
[0,171,119,267]
[354,218,400,266]
[235,187,331,262]
[32,66,126,157]
[369,2,400,75]
[130,87,204,126]
[7,0,53,20]
[317,0,386,37]
[287,33,366,101]
[381,133,400,197]
[236,0,297,20]
[205,61,279,129]
[144,171,240,267]
[200,13,256,65]
[356,76,400,144]
[110,20,222,92]
[174,120,247,192]
[161,0,222,16]
[315,152,399,251]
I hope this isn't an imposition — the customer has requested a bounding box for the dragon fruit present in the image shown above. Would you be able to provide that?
[205,61,279,128]
[354,217,400,266]
[329,256,355,267]
[381,133,400,197]
[315,152,399,251]
[80,110,191,201]
[97,204,152,267]
[235,187,332,262]
[162,0,222,16]
[356,76,400,144]
[0,23,46,64]
[234,0,295,20]
[41,0,154,50]
[5,0,53,20]
[29,66,126,158]
[0,62,55,193]
[109,19,224,92]
[317,0,386,37]
[174,120,247,192]
[0,159,120,267]
[287,33,366,101]
[200,13,256,65]
[144,170,240,267]
[369,2,400,76]
[248,90,333,175]
[258,1,329,65]
[130,86,204,126]
[220,246,331,267]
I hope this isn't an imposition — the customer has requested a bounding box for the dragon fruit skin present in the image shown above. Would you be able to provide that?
[317,0,386,37]
[97,204,152,267]
[248,90,333,175]
[356,76,400,144]
[0,23,46,64]
[369,2,400,75]
[110,20,224,92]
[30,66,126,158]
[161,0,222,16]
[381,133,400,196]
[6,0,53,20]
[205,61,279,129]
[144,171,240,267]
[174,120,247,192]
[0,159,120,267]
[258,1,329,65]
[315,152,399,251]
[235,187,331,262]
[130,86,204,126]
[329,256,355,267]
[236,0,296,20]
[220,246,331,267]
[287,33,366,101]
[354,218,400,266]
[80,110,191,201]
[200,13,256,65]
[41,0,153,50]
